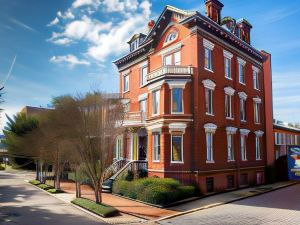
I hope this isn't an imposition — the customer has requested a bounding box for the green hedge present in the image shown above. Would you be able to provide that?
[71,198,118,218]
[0,164,5,170]
[113,178,197,205]
[47,188,64,194]
[29,180,41,185]
[37,184,53,190]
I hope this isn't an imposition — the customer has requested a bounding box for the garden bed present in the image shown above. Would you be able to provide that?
[112,177,199,206]
[71,198,118,218]
[29,180,64,193]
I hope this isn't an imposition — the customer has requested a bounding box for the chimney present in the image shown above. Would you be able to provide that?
[205,0,224,24]
[236,19,252,44]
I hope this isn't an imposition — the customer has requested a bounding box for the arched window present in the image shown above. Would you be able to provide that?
[164,31,178,44]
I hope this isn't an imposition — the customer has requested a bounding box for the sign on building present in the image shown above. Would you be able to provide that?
[287,146,300,180]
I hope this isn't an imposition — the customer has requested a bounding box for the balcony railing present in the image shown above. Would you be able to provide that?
[123,111,147,126]
[147,65,193,82]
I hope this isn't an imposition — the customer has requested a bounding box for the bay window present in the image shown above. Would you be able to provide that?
[171,135,183,163]
[172,88,183,113]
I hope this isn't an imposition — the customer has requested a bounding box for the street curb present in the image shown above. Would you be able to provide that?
[25,180,144,224]
[152,181,299,223]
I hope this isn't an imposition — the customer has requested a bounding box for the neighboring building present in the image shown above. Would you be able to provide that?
[273,119,300,160]
[21,106,50,118]
[113,0,273,193]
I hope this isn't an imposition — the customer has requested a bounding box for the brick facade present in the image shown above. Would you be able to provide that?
[114,1,272,194]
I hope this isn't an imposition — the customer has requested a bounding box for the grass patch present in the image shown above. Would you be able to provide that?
[47,188,64,194]
[29,180,41,185]
[37,184,53,190]
[113,177,199,206]
[71,198,118,218]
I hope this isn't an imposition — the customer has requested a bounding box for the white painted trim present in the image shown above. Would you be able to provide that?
[204,123,217,133]
[147,123,163,132]
[223,50,233,59]
[253,97,262,104]
[169,123,187,134]
[255,130,264,137]
[139,60,148,68]
[203,38,215,50]
[167,80,189,89]
[252,65,259,73]
[237,57,246,66]
[138,93,148,101]
[202,79,216,90]
[240,129,250,136]
[226,126,238,134]
[148,80,164,91]
[158,42,183,56]
[224,86,235,96]
[238,91,248,100]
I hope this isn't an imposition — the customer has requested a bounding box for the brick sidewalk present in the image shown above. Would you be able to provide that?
[60,181,177,220]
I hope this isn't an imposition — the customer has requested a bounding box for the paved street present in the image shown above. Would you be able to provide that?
[0,171,106,225]
[160,183,300,225]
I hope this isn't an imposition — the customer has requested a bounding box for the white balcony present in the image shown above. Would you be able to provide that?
[123,111,147,127]
[147,65,193,82]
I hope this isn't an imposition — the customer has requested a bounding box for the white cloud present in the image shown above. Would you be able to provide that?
[47,17,59,27]
[50,55,90,67]
[48,0,152,63]
[57,10,75,19]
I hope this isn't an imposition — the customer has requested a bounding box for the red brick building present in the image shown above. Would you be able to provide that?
[113,0,273,193]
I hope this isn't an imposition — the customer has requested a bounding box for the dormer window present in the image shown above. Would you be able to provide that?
[128,33,146,52]
[164,31,178,45]
[130,39,139,52]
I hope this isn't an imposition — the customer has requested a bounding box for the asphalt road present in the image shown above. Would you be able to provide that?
[160,183,300,225]
[0,171,106,225]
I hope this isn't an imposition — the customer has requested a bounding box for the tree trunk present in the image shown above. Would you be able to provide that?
[35,160,39,181]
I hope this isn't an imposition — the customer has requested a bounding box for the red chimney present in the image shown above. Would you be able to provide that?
[205,0,224,24]
[236,19,252,44]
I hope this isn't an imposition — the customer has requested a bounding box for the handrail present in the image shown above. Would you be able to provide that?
[102,159,128,181]
[110,160,148,181]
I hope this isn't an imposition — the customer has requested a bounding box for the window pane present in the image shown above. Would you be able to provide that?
[124,75,129,92]
[153,134,160,161]
[206,133,213,161]
[239,64,245,83]
[205,48,212,70]
[164,54,172,66]
[141,66,148,86]
[225,58,231,78]
[174,51,181,65]
[205,89,213,114]
[172,88,183,113]
[172,136,182,162]
[140,100,147,113]
[256,137,260,160]
[152,90,160,114]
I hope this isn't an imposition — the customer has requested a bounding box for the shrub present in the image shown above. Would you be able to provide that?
[37,184,53,190]
[112,177,198,206]
[124,170,134,181]
[29,180,41,185]
[71,198,118,218]
[0,165,5,170]
[47,188,64,194]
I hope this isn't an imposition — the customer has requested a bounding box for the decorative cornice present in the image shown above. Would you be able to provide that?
[147,123,164,132]
[204,123,217,133]
[224,86,235,96]
[169,123,187,133]
[240,129,250,136]
[238,92,247,100]
[148,80,164,92]
[202,79,216,90]
[226,126,238,135]
[237,57,246,66]
[255,130,264,137]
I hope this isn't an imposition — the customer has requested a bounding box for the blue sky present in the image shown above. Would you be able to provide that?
[0,0,300,129]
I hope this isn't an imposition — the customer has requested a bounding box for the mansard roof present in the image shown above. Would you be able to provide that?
[113,5,264,70]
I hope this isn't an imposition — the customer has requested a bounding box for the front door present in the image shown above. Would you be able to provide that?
[138,128,147,161]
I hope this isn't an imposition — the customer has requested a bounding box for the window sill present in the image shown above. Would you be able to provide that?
[206,160,215,164]
[241,120,247,123]
[254,88,260,91]
[239,81,246,86]
[171,161,184,164]
[171,111,184,115]
[256,159,262,161]
[206,113,215,116]
[225,76,233,80]
[226,117,234,120]
[241,159,248,161]
[255,122,261,125]
[204,68,214,73]
[152,160,160,163]
[152,113,160,117]
[123,90,130,94]
[227,160,235,162]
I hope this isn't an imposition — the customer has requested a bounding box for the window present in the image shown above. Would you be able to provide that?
[140,99,147,113]
[205,48,212,70]
[206,133,214,162]
[115,136,123,160]
[240,135,247,161]
[238,62,245,84]
[224,57,231,78]
[227,175,234,189]
[172,88,183,113]
[227,134,234,161]
[253,70,260,90]
[123,74,129,92]
[153,133,160,162]
[171,135,183,163]
[130,39,139,52]
[140,66,148,86]
[225,94,233,118]
[152,90,160,115]
[254,102,261,124]
[256,137,261,160]
[240,98,246,121]
[165,31,178,44]
[205,88,214,115]
[163,51,181,66]
[206,177,214,193]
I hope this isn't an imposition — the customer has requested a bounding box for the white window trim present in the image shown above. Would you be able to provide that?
[171,88,184,114]
[204,123,217,163]
[169,123,187,134]
[138,93,148,101]
[152,89,160,116]
[226,127,237,162]
[202,79,216,90]
[171,134,184,164]
[238,92,248,100]
[163,31,179,46]
[255,136,261,161]
[203,38,215,50]
[224,57,232,79]
[152,133,161,162]
[223,50,233,59]
[238,58,246,85]
[240,134,247,161]
[123,72,130,93]
[139,64,148,87]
